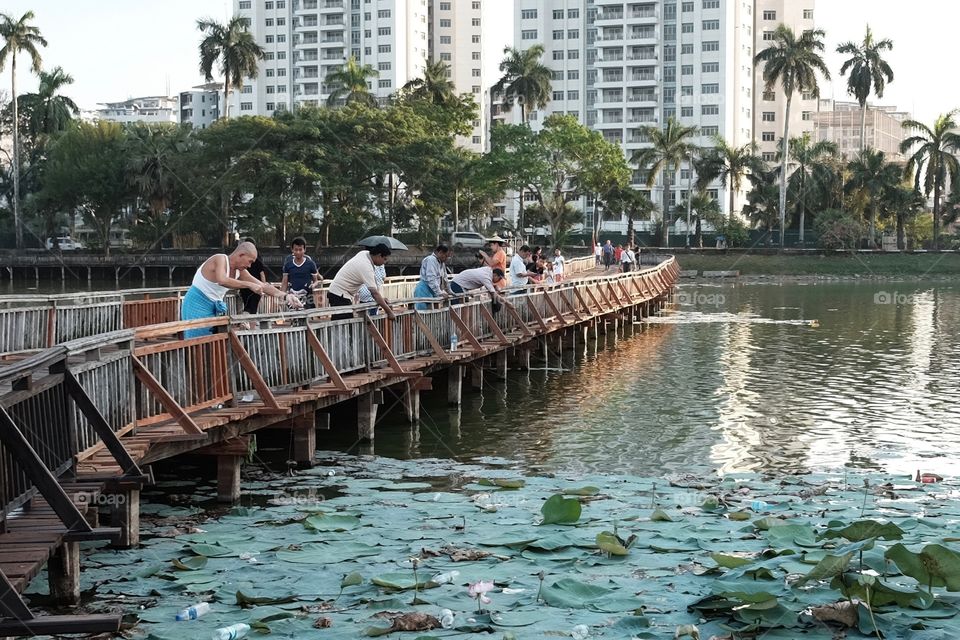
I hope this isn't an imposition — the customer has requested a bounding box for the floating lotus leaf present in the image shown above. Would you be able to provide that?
[885,544,960,591]
[540,494,582,525]
[171,556,207,571]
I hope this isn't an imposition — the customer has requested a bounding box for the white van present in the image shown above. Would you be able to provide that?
[450,232,487,250]
[45,236,82,251]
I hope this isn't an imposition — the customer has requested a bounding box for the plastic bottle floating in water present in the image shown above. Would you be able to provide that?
[175,602,210,621]
[211,623,250,640]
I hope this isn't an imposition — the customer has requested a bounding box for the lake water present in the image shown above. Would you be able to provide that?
[339,280,960,478]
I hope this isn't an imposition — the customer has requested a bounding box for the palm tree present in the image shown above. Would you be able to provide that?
[755,25,830,248]
[602,184,655,248]
[127,124,194,222]
[403,59,456,105]
[0,11,46,249]
[492,45,552,124]
[197,16,264,120]
[900,112,960,250]
[885,184,925,251]
[837,25,894,153]
[632,116,698,247]
[846,148,900,248]
[696,136,760,221]
[324,56,379,107]
[19,66,78,140]
[677,191,722,248]
[784,133,837,244]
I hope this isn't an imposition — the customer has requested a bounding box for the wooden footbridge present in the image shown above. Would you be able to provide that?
[0,254,678,635]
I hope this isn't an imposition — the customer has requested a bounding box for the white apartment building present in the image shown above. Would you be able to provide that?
[234,0,430,115]
[430,0,512,152]
[95,96,179,125]
[504,0,754,232]
[813,99,911,162]
[179,83,222,130]
[753,0,817,162]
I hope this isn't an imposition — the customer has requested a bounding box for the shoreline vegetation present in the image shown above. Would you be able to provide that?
[673,252,960,277]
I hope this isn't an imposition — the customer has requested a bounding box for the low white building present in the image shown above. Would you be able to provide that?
[95,96,179,125]
[180,83,222,130]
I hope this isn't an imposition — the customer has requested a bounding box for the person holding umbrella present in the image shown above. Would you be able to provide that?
[327,239,400,320]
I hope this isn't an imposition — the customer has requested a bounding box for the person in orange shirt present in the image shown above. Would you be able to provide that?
[487,236,509,289]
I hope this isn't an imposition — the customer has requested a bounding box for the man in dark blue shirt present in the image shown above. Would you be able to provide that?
[281,237,319,308]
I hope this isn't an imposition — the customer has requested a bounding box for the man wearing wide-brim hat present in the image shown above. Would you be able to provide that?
[487,236,509,289]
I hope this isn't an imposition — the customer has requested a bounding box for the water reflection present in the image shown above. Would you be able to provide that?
[355,281,960,477]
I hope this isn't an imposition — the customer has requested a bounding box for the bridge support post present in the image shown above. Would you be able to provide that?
[316,411,330,431]
[110,488,140,548]
[402,382,420,423]
[48,541,80,604]
[470,364,484,389]
[217,456,243,503]
[292,412,316,468]
[447,365,463,405]
[509,347,531,371]
[495,350,508,379]
[357,392,378,441]
[168,267,175,284]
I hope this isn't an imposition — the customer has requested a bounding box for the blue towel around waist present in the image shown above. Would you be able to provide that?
[414,279,437,311]
[181,286,228,338]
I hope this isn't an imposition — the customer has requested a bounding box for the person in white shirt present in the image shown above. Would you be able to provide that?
[509,245,536,288]
[327,244,395,320]
[620,245,636,273]
[553,249,566,282]
[593,242,602,267]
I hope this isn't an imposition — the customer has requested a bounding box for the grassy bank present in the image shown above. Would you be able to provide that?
[673,252,960,277]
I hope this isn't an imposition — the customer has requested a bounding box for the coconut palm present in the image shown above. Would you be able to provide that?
[900,111,960,250]
[0,11,47,249]
[885,184,925,251]
[601,184,655,248]
[197,16,264,120]
[677,191,721,248]
[742,169,781,238]
[127,124,195,223]
[783,133,837,243]
[324,56,379,107]
[695,136,761,221]
[845,148,901,248]
[837,25,894,153]
[18,66,78,140]
[492,45,552,124]
[755,25,830,248]
[632,116,699,246]
[403,59,456,105]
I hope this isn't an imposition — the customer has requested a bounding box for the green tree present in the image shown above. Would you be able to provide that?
[678,191,722,248]
[0,10,46,248]
[40,121,135,256]
[325,56,379,107]
[845,148,900,248]
[885,184,925,250]
[492,45,552,124]
[402,58,457,106]
[900,111,960,250]
[755,25,830,247]
[784,133,837,243]
[18,66,77,141]
[197,16,264,120]
[632,116,698,247]
[695,136,760,221]
[742,168,781,239]
[837,25,894,153]
[602,184,656,248]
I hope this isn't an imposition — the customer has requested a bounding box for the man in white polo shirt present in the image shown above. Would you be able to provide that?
[509,245,536,288]
[327,244,395,320]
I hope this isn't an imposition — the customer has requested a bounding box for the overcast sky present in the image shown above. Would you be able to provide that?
[1,0,956,124]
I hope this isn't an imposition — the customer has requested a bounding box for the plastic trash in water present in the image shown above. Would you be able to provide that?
[430,570,460,585]
[439,609,455,629]
[571,624,589,639]
[750,500,771,512]
[211,623,250,640]
[175,602,211,621]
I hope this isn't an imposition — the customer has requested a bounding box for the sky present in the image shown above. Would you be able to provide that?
[0,0,957,123]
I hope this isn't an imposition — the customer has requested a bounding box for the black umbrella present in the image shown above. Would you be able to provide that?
[358,235,408,251]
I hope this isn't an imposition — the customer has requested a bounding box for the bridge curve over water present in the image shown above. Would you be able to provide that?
[0,255,678,635]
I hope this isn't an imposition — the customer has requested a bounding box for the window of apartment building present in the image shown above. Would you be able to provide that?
[472,1,480,8]
[553,29,564,40]
[472,34,480,43]
[472,68,481,77]
[682,1,694,11]
[440,19,451,27]
[553,9,564,19]
[265,0,273,8]
[521,9,537,19]
[472,85,480,93]
[763,30,775,40]
[568,8,579,18]
[276,34,286,42]
[378,62,391,70]
[762,152,776,162]
[681,65,693,75]
[551,70,563,81]
[664,3,677,20]
[277,51,286,59]
[364,46,371,55]
[241,85,253,94]
[568,69,579,80]
[364,28,371,37]
[568,49,579,59]
[276,0,285,8]
[472,18,481,26]
[702,83,719,94]
[378,79,391,88]
[664,67,676,82]
[276,17,285,25]
[702,40,719,52]
[568,90,579,100]
[266,68,275,77]
[379,44,392,52]
[240,101,253,111]
[762,111,775,122]
[553,50,564,60]
[364,12,371,21]
[763,90,775,101]
[763,10,776,20]
[664,44,676,62]
[553,90,564,101]
[264,52,274,60]
[440,52,451,60]
[276,85,287,93]
[702,104,719,115]
[277,68,286,76]
[802,91,815,100]
[472,51,481,60]
[681,43,693,54]
[703,20,719,30]
[802,111,812,121]
[439,1,450,8]
[568,29,579,38]
[702,0,719,8]
[804,9,814,19]
[664,24,676,39]
[471,135,481,144]
[239,0,251,8]
[681,85,693,96]
[681,106,693,117]
[681,23,693,34]
[265,18,274,26]
[702,62,719,73]
[377,9,390,18]
[439,36,451,44]
[664,87,676,104]
[762,131,775,141]
[522,29,538,40]
[265,35,274,43]
[265,102,275,111]
[377,27,390,36]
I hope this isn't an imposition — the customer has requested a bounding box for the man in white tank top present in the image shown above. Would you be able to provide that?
[182,241,301,338]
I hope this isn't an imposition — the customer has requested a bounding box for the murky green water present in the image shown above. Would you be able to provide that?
[346,280,960,478]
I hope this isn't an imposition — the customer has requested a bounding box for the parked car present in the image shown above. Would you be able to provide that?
[45,236,82,251]
[450,232,487,250]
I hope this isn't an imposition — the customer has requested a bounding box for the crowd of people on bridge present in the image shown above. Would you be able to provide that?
[595,240,638,273]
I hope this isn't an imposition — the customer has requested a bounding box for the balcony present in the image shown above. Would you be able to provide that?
[627,5,658,21]
[321,0,342,7]
[629,27,656,41]
[627,92,657,104]
[596,10,624,22]
[299,49,319,61]
[299,0,318,10]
